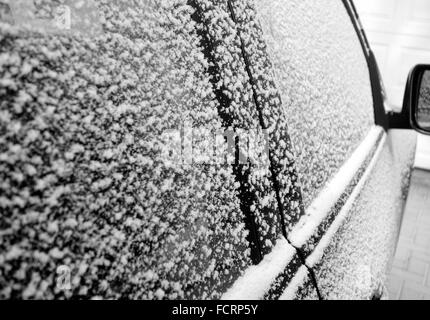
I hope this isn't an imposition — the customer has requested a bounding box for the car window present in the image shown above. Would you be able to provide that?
[255,0,374,207]
[0,0,255,299]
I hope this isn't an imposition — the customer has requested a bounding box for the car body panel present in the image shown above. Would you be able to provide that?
[306,129,416,299]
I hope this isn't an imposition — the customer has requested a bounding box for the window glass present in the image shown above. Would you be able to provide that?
[0,0,253,299]
[255,0,374,207]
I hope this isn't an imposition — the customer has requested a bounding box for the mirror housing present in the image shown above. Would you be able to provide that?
[405,64,430,135]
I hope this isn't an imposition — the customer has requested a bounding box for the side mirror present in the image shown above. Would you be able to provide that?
[406,64,430,135]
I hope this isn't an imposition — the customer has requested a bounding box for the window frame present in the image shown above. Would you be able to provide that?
[342,0,389,130]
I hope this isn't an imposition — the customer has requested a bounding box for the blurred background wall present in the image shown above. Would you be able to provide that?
[355,0,430,170]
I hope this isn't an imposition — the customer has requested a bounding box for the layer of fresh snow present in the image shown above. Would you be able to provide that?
[0,0,256,299]
[278,265,308,300]
[221,238,296,300]
[255,0,375,209]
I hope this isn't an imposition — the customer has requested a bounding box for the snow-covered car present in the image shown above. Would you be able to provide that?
[0,0,429,300]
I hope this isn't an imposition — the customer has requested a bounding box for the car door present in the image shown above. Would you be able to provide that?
[0,0,258,299]
[0,0,314,299]
[302,0,417,300]
[223,0,417,300]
